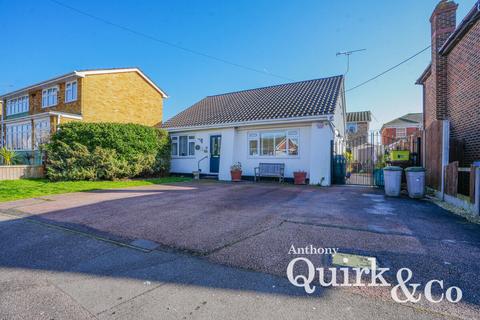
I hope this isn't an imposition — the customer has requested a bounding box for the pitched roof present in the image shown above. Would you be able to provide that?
[0,68,168,99]
[163,75,344,129]
[346,111,371,123]
[383,113,423,127]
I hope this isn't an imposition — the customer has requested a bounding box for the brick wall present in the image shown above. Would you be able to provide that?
[30,80,82,116]
[381,127,421,144]
[430,1,458,121]
[81,72,163,127]
[446,19,480,165]
[423,73,436,129]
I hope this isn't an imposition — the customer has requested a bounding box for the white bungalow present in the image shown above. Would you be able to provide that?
[163,76,346,185]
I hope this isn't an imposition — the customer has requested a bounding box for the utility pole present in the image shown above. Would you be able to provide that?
[336,48,366,75]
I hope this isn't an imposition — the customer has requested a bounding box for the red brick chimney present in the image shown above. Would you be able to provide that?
[430,0,458,120]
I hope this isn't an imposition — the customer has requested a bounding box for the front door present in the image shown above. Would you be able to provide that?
[210,135,221,173]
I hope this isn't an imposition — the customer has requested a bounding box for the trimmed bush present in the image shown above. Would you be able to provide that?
[43,122,170,181]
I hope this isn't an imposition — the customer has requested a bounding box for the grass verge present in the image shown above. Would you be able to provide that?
[0,177,191,202]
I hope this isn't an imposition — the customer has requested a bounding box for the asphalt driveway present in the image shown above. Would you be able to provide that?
[1,181,480,319]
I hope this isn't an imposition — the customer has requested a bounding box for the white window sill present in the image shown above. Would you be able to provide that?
[65,99,77,104]
[172,156,196,159]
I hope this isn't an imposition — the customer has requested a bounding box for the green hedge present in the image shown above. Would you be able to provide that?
[43,122,170,181]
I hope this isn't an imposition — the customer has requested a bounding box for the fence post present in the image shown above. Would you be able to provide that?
[440,120,450,200]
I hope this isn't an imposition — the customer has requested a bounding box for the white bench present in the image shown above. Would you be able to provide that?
[254,163,285,183]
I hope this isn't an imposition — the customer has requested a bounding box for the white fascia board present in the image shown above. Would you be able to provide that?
[2,112,82,124]
[165,114,333,132]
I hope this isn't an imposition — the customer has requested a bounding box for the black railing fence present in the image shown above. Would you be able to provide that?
[332,131,422,186]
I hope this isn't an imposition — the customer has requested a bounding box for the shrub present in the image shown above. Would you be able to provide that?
[0,147,19,165]
[43,122,170,181]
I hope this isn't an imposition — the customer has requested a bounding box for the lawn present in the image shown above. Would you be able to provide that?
[0,177,191,202]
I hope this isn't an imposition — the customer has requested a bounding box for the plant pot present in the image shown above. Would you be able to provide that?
[294,172,307,185]
[231,170,242,182]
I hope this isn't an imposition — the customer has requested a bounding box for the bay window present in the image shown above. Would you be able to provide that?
[34,119,51,148]
[42,87,58,108]
[171,135,196,157]
[6,122,32,150]
[248,130,299,157]
[6,95,29,116]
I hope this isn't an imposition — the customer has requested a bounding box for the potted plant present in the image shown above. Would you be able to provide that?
[293,170,307,185]
[230,162,242,181]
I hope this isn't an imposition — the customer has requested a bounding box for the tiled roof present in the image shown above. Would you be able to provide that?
[163,76,344,128]
[346,111,371,123]
[383,113,423,127]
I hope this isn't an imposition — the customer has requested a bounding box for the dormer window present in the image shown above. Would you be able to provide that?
[42,86,58,108]
[65,80,78,103]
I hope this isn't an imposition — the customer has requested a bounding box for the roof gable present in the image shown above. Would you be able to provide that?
[164,75,344,129]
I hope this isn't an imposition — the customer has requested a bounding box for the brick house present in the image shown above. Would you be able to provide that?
[380,113,423,145]
[346,111,371,143]
[416,0,480,166]
[0,68,167,162]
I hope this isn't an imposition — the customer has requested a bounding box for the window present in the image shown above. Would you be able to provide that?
[248,130,299,157]
[6,122,32,150]
[396,128,406,138]
[34,119,51,149]
[171,135,196,157]
[65,80,78,103]
[346,123,358,133]
[6,95,29,116]
[42,87,58,108]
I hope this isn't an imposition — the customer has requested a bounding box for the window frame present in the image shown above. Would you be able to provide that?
[6,95,29,116]
[65,80,78,103]
[42,86,59,108]
[247,129,300,159]
[395,127,407,138]
[171,134,196,158]
[346,122,358,134]
[34,118,51,149]
[6,121,33,151]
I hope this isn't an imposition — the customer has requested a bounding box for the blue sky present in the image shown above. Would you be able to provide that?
[0,0,473,130]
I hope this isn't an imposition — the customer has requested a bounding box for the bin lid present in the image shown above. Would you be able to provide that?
[383,166,403,171]
[405,166,426,172]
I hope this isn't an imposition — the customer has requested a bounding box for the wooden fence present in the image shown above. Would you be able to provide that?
[424,120,444,190]
[0,165,44,180]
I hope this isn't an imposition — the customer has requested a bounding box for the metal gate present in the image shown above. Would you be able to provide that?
[332,131,422,186]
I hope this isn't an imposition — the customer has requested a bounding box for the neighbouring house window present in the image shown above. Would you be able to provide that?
[65,80,78,103]
[396,128,406,138]
[6,95,29,116]
[34,119,51,149]
[171,135,196,157]
[248,130,299,157]
[42,86,58,108]
[346,122,357,133]
[6,122,32,150]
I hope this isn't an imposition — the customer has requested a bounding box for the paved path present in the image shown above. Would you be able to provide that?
[1,181,479,319]
[0,212,453,320]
